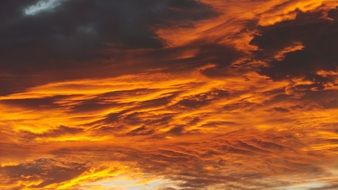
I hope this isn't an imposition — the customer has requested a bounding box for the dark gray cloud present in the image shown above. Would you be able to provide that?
[251,8,338,84]
[0,0,217,95]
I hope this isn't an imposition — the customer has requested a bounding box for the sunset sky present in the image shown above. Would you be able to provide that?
[0,0,338,189]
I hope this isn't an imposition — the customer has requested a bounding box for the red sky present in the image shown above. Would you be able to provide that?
[0,0,338,189]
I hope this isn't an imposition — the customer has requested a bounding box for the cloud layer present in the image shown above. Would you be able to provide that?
[0,0,337,189]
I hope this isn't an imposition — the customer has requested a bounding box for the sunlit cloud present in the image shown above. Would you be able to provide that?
[1,0,337,189]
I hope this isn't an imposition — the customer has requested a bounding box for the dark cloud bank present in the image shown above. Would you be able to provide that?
[1,1,337,96]
[252,7,338,85]
[0,0,217,95]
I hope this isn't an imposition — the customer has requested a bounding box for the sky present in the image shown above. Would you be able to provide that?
[0,0,337,189]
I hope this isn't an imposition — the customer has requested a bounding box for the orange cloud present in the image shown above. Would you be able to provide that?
[1,1,337,189]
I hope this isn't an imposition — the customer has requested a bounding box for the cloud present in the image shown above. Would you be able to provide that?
[251,7,338,84]
[21,125,83,141]
[24,0,65,16]
[0,1,338,190]
[43,128,330,189]
[174,89,229,109]
[0,158,88,188]
[0,0,216,95]
[0,95,67,109]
